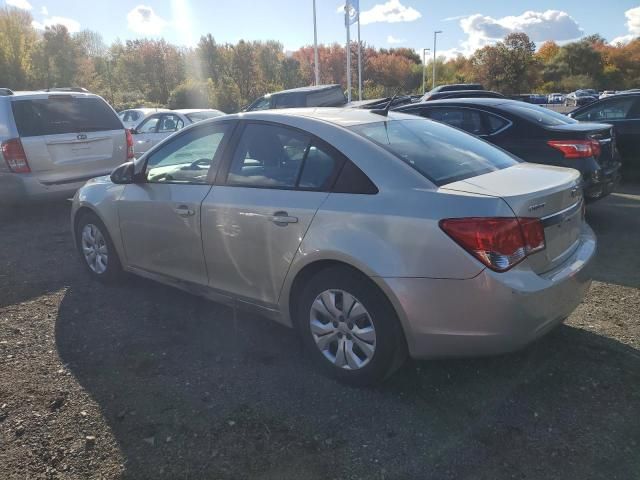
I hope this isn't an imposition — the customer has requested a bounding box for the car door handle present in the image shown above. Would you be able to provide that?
[269,211,298,226]
[174,205,195,217]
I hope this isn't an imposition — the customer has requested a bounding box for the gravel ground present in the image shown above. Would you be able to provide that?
[0,184,639,480]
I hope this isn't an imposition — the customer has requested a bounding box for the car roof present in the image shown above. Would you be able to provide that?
[172,109,223,114]
[409,97,514,107]
[225,107,413,127]
[4,90,101,100]
[268,84,342,96]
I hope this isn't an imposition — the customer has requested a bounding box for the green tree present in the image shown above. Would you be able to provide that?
[0,7,38,88]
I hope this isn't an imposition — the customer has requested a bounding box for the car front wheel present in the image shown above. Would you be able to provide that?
[297,266,407,386]
[75,212,122,282]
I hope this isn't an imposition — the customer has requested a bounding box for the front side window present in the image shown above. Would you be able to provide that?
[157,114,184,133]
[350,119,518,186]
[573,97,637,121]
[145,124,229,184]
[227,123,341,190]
[138,116,160,133]
[247,97,271,111]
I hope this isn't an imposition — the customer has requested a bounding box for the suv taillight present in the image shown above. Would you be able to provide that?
[547,139,601,159]
[439,217,546,272]
[1,138,30,173]
[125,129,134,159]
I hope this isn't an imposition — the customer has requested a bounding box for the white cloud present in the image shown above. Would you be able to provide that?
[40,5,48,15]
[31,15,81,33]
[127,5,167,36]
[387,35,406,44]
[442,10,583,58]
[360,0,421,25]
[611,6,640,44]
[6,0,32,10]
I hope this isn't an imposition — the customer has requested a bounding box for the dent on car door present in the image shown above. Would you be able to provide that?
[117,122,232,285]
[201,121,343,307]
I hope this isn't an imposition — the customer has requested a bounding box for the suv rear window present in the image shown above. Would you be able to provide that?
[12,96,122,137]
[350,119,518,186]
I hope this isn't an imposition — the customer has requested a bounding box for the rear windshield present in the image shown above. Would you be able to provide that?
[12,96,122,137]
[501,102,577,126]
[350,119,518,186]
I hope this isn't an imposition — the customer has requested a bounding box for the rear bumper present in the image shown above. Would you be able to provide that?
[583,163,622,201]
[378,224,596,359]
[0,172,88,204]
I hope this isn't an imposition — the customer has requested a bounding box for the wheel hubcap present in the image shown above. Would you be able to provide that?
[81,224,108,274]
[309,289,376,370]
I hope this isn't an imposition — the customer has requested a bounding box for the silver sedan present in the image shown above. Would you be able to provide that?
[71,108,595,385]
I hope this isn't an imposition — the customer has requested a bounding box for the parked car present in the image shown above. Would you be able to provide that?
[0,88,133,204]
[130,108,225,157]
[118,107,170,129]
[547,93,565,104]
[565,91,598,107]
[422,90,504,101]
[244,84,347,111]
[568,92,640,170]
[395,98,621,201]
[422,83,484,101]
[350,95,415,110]
[71,108,595,385]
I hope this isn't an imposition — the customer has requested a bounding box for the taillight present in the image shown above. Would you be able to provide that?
[547,139,601,159]
[125,130,135,159]
[1,138,30,173]
[439,217,546,272]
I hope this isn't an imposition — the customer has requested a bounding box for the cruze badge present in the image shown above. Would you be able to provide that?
[528,203,546,212]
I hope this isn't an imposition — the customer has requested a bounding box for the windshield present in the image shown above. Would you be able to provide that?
[350,119,519,186]
[501,102,578,126]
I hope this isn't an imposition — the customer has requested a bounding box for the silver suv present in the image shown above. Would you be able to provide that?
[0,89,132,204]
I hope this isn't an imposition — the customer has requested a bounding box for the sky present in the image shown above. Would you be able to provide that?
[4,0,640,57]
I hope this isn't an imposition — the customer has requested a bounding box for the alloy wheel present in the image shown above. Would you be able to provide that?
[81,224,108,274]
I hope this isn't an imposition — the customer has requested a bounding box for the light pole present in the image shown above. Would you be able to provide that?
[422,48,430,94]
[313,0,320,85]
[433,30,442,90]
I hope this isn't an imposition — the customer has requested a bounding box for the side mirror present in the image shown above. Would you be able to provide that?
[129,127,137,135]
[110,162,135,184]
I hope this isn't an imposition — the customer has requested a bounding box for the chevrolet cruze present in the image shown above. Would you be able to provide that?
[71,108,596,385]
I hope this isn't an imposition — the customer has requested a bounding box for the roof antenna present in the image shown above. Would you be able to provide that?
[371,93,398,117]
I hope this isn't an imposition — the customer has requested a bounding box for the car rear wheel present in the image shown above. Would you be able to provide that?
[75,212,121,282]
[297,266,407,386]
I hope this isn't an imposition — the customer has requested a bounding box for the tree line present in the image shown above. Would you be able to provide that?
[1,7,639,113]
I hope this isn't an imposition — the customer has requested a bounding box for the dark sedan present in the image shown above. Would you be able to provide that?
[568,92,640,172]
[395,98,622,201]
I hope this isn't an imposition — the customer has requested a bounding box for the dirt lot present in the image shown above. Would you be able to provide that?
[1,184,639,480]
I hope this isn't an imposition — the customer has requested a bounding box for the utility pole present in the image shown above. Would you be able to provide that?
[345,5,351,102]
[433,30,442,90]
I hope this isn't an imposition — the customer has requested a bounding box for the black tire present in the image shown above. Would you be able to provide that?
[75,211,122,283]
[296,266,407,386]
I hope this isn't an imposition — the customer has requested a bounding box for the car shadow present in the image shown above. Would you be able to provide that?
[586,181,640,289]
[0,200,76,308]
[55,276,640,480]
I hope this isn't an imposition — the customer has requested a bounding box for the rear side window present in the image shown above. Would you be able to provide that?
[12,96,122,137]
[427,108,486,135]
[306,88,347,107]
[485,113,509,134]
[573,96,638,121]
[350,119,518,186]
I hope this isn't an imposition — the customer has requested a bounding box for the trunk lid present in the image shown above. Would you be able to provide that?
[442,163,584,273]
